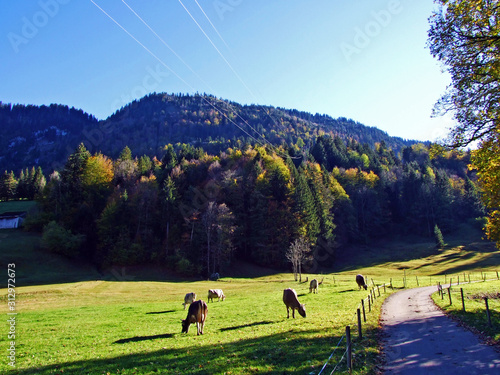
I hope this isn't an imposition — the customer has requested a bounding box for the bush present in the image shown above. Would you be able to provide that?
[41,221,85,257]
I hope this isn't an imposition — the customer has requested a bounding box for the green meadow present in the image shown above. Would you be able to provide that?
[433,279,500,346]
[1,206,499,374]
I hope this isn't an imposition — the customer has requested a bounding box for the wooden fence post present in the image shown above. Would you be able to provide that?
[357,309,362,340]
[485,298,492,328]
[448,287,452,305]
[346,326,352,373]
[458,276,460,285]
[377,286,380,297]
[368,294,371,312]
[416,276,419,287]
[404,269,406,288]
[496,270,499,280]
[468,274,471,283]
[361,299,366,322]
[461,288,465,312]
[390,278,393,290]
[383,283,386,293]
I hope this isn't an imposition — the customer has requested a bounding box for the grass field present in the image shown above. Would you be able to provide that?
[1,220,500,374]
[432,279,500,346]
[0,201,36,215]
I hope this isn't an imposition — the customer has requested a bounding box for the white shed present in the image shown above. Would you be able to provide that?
[0,212,26,229]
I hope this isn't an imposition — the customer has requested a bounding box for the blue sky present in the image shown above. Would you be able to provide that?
[1,0,451,142]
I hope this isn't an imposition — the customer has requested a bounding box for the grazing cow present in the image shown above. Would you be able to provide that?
[283,288,306,318]
[208,289,225,302]
[181,300,208,335]
[356,274,368,290]
[309,279,319,293]
[182,292,196,310]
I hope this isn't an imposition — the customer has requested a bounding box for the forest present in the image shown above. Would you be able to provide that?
[1,132,484,276]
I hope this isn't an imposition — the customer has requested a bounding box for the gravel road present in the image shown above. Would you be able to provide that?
[380,285,500,374]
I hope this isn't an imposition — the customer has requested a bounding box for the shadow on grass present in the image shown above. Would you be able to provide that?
[13,329,367,375]
[114,333,174,344]
[219,320,274,332]
[146,310,176,315]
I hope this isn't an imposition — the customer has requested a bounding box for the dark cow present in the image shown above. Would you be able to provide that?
[181,300,208,335]
[356,274,368,290]
[309,279,318,294]
[283,288,306,318]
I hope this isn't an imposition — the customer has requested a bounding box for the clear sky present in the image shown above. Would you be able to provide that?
[0,0,452,142]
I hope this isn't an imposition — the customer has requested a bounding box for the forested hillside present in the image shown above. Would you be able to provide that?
[0,93,484,276]
[0,93,418,173]
[6,137,482,276]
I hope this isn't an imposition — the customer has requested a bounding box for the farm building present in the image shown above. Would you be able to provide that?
[0,212,26,229]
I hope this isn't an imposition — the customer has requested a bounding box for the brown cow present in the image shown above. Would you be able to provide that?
[208,289,225,302]
[309,279,319,294]
[181,300,208,335]
[283,288,306,318]
[356,274,368,290]
[182,292,196,310]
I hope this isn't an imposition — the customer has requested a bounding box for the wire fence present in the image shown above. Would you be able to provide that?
[317,269,500,374]
[317,280,388,374]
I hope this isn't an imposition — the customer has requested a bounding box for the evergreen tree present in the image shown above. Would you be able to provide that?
[0,171,17,201]
[434,224,445,249]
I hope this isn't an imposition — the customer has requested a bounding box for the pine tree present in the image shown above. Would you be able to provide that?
[434,224,445,249]
[0,171,17,201]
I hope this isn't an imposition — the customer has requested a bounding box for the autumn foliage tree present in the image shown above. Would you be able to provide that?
[429,0,500,247]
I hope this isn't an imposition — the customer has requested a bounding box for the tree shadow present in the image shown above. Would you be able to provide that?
[114,333,174,344]
[219,320,275,332]
[145,310,176,315]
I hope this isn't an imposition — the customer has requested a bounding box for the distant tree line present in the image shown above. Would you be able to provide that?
[19,135,485,276]
[0,167,46,201]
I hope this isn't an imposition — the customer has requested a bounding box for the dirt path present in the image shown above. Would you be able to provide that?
[380,286,500,374]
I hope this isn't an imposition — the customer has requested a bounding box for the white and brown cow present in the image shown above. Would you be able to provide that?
[283,288,306,318]
[208,289,225,302]
[181,300,208,335]
[356,274,368,290]
[182,292,196,310]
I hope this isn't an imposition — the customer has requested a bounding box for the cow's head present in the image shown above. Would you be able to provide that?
[298,303,306,318]
[363,285,367,290]
[181,319,190,333]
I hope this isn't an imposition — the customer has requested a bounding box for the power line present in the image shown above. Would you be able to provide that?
[90,0,266,147]
[121,0,214,94]
[119,0,297,158]
[194,0,231,51]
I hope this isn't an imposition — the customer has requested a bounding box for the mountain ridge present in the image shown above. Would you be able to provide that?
[0,93,426,173]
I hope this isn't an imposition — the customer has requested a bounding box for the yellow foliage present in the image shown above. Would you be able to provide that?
[82,154,113,188]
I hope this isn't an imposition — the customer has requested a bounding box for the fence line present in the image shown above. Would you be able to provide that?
[318,282,387,374]
[317,269,498,373]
